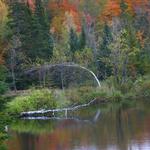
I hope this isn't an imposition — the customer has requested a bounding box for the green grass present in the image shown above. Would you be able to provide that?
[134,75,150,100]
[6,86,123,115]
[6,87,101,115]
[6,75,150,116]
[6,89,59,115]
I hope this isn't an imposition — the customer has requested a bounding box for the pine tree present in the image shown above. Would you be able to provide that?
[30,0,53,61]
[8,0,53,62]
[98,23,112,80]
[79,26,86,50]
[8,2,32,43]
[8,2,34,60]
[69,28,79,54]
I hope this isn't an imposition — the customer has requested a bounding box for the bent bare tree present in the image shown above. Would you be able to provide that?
[25,62,101,87]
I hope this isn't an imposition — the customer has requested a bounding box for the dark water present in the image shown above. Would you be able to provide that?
[6,101,150,150]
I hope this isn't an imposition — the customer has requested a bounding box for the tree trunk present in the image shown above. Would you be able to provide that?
[10,48,17,92]
[122,54,128,84]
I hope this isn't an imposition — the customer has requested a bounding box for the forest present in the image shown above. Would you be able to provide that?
[0,0,150,149]
[0,0,149,97]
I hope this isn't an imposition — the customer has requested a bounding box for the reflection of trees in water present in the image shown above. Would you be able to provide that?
[18,133,35,150]
[116,108,125,149]
[7,104,150,150]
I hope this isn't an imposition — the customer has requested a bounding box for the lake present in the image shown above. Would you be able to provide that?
[5,101,150,150]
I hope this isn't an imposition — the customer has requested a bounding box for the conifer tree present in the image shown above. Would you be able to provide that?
[98,23,112,80]
[30,0,53,61]
[9,0,53,62]
[79,26,86,50]
[69,28,79,54]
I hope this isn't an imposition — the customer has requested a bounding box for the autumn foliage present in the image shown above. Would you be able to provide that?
[48,0,81,33]
[102,0,150,20]
[0,0,8,65]
[25,0,150,34]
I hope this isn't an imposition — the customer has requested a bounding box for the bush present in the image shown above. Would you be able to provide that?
[0,66,8,94]
[119,79,134,94]
[135,76,150,99]
[0,82,8,94]
[65,86,102,104]
[99,79,123,102]
[110,90,123,102]
[7,87,105,115]
[7,89,58,115]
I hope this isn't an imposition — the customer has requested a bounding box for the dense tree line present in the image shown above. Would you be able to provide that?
[0,0,150,92]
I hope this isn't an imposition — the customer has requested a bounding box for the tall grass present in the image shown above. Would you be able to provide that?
[6,75,150,115]
[134,75,150,100]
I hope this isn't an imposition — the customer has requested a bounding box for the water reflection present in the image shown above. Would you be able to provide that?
[6,101,150,150]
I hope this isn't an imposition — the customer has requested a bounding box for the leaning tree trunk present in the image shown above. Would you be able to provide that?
[122,54,128,84]
[10,48,17,92]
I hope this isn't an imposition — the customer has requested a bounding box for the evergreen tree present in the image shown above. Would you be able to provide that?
[98,23,112,80]
[79,26,86,50]
[69,28,79,54]
[8,0,53,62]
[8,2,32,47]
[30,0,53,61]
[8,2,33,89]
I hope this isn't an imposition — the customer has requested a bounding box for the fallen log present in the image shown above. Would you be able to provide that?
[20,98,97,118]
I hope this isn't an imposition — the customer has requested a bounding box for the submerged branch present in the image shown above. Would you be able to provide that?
[20,98,97,118]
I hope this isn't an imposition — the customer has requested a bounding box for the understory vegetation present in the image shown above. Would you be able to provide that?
[6,74,150,115]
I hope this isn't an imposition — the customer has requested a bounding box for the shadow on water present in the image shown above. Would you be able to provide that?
[4,100,150,150]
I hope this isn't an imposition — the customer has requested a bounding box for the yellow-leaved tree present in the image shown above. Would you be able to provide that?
[0,0,9,64]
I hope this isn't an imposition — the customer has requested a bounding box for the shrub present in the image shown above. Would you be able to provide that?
[7,86,106,115]
[0,82,8,94]
[135,81,150,99]
[110,90,123,102]
[0,66,8,94]
[7,89,58,115]
[134,75,150,100]
[119,79,134,94]
[65,86,102,104]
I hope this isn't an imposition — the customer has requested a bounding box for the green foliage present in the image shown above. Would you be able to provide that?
[134,75,150,100]
[7,87,100,115]
[98,23,112,80]
[6,88,73,115]
[8,0,53,62]
[31,0,53,61]
[69,28,79,54]
[74,47,94,66]
[65,86,100,104]
[7,89,58,115]
[0,0,150,105]
[0,112,12,150]
[109,28,140,84]
[79,26,86,50]
[98,78,123,102]
[0,0,9,40]
[50,46,72,63]
[0,66,8,94]
[0,82,7,95]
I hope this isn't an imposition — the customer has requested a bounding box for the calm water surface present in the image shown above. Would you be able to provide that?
[6,101,150,150]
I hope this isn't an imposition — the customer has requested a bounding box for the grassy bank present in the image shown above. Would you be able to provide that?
[6,87,100,115]
[5,75,150,116]
[0,96,12,150]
